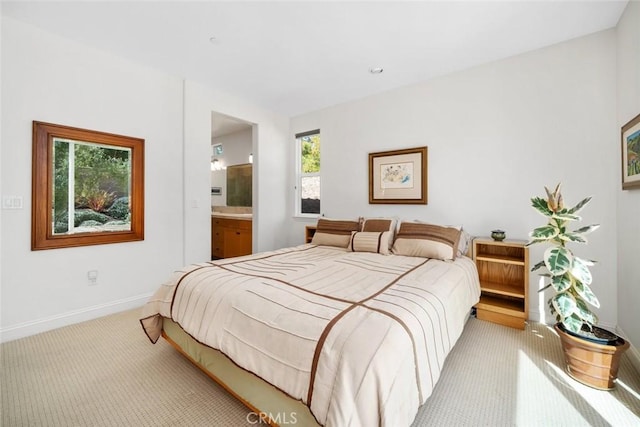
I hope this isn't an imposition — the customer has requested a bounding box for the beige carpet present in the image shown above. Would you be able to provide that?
[2,309,639,426]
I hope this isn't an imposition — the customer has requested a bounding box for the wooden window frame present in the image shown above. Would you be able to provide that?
[32,121,145,250]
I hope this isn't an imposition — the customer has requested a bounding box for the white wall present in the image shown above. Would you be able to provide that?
[0,9,4,333]
[616,1,640,367]
[212,128,253,168]
[290,30,619,328]
[0,17,185,340]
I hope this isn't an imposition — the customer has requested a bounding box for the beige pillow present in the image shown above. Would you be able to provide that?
[361,217,397,250]
[413,220,473,258]
[392,222,461,260]
[348,231,391,255]
[311,218,361,248]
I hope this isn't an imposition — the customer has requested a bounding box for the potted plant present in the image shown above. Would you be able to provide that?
[527,183,629,390]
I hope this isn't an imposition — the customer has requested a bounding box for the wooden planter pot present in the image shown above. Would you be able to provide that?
[555,323,630,390]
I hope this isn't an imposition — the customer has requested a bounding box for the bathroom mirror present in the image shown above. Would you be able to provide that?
[226,164,252,207]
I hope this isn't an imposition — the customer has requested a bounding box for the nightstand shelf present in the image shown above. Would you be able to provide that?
[476,295,525,317]
[475,253,525,266]
[479,280,526,298]
[305,225,317,243]
[473,238,529,330]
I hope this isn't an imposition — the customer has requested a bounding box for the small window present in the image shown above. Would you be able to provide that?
[32,121,144,250]
[295,130,320,217]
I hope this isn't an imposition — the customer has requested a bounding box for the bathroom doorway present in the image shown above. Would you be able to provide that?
[210,111,256,258]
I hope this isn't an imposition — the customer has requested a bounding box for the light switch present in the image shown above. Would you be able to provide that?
[2,196,23,209]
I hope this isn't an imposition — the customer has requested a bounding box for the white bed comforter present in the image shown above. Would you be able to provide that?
[141,244,480,426]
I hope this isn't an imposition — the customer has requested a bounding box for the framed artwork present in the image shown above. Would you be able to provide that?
[369,146,427,204]
[622,113,640,190]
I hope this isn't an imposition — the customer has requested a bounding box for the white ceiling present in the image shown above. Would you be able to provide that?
[2,1,628,117]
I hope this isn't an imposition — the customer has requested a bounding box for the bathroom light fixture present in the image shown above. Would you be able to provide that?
[211,144,224,170]
[369,67,384,74]
[249,153,253,164]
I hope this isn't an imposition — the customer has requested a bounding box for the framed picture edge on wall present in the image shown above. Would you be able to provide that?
[368,146,428,204]
[621,113,640,190]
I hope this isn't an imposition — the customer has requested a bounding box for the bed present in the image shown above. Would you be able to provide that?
[141,220,481,426]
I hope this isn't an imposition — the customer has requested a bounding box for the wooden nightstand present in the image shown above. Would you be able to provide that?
[473,238,529,329]
[305,225,317,243]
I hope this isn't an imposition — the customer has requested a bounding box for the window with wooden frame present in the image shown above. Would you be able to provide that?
[32,121,144,250]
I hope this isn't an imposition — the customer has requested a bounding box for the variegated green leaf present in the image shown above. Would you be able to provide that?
[562,314,584,334]
[574,257,596,266]
[531,260,545,272]
[537,283,552,293]
[574,298,598,325]
[531,197,553,217]
[551,273,572,293]
[559,232,587,243]
[567,196,592,214]
[529,225,559,241]
[548,299,561,320]
[570,257,592,285]
[575,281,600,308]
[551,212,581,221]
[552,292,577,319]
[544,246,572,276]
[572,224,600,235]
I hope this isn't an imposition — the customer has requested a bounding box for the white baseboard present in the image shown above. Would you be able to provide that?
[528,309,542,324]
[528,310,617,331]
[616,326,640,375]
[0,293,152,343]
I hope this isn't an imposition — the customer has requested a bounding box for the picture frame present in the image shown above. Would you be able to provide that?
[369,146,427,204]
[621,113,640,190]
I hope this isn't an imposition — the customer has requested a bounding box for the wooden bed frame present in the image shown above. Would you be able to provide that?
[162,312,475,427]
[162,318,319,427]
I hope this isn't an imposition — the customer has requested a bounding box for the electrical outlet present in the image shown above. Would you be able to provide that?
[87,270,98,286]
